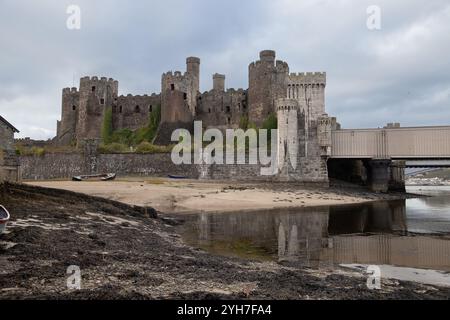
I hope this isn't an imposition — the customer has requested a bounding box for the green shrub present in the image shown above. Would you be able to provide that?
[15,146,46,156]
[262,113,277,131]
[101,107,113,144]
[135,141,172,154]
[110,129,134,146]
[98,143,130,154]
[106,105,161,147]
[133,104,161,145]
[239,115,249,130]
[15,144,79,156]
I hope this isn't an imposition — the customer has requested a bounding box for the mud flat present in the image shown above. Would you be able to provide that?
[27,178,414,214]
[0,183,448,300]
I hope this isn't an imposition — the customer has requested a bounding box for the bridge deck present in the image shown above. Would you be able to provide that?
[331,126,450,159]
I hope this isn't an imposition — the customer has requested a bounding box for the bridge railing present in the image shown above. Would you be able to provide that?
[331,126,450,159]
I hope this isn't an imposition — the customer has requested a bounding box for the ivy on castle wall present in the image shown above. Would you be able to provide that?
[134,104,161,144]
[99,105,162,153]
[101,106,114,144]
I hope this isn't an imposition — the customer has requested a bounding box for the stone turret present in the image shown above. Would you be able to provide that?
[213,73,225,92]
[248,50,289,126]
[76,76,119,144]
[57,87,80,145]
[276,98,303,178]
[288,72,326,121]
[161,57,200,119]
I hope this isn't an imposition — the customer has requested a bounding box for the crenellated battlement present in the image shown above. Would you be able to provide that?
[162,71,190,82]
[276,60,289,73]
[249,51,289,73]
[80,76,118,87]
[289,72,326,85]
[118,93,160,99]
[62,87,79,94]
[276,98,300,111]
[318,116,336,126]
[201,88,246,96]
[226,88,246,94]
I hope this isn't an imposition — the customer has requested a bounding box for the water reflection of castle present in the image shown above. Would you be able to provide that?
[187,201,450,271]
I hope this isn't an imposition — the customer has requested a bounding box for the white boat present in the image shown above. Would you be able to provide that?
[0,205,10,234]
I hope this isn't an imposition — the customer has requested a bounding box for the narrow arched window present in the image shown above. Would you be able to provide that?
[135,105,140,113]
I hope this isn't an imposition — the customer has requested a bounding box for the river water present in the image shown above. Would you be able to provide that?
[179,186,450,273]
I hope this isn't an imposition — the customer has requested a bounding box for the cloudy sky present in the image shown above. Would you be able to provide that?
[0,0,449,139]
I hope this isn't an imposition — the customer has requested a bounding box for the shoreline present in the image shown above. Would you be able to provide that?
[25,178,419,215]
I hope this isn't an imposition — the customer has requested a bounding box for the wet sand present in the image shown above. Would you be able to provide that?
[26,178,411,214]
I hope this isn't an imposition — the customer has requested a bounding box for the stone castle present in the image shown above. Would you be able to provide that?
[55,50,337,183]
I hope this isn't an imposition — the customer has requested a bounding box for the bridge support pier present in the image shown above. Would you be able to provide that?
[368,159,391,193]
[389,161,406,192]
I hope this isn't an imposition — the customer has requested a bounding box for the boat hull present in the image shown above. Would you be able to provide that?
[72,173,116,182]
[168,175,187,180]
[0,205,10,234]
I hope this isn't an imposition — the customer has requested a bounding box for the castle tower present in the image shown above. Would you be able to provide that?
[186,57,200,115]
[161,57,200,121]
[186,57,200,79]
[248,50,289,127]
[213,73,225,92]
[276,95,330,184]
[287,72,326,122]
[75,76,119,144]
[57,87,80,145]
[276,98,305,180]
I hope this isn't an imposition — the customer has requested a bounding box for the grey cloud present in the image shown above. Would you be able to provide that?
[0,0,449,139]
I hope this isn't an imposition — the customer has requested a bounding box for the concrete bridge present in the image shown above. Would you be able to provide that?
[328,125,450,192]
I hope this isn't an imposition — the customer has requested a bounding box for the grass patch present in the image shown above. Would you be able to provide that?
[15,144,79,156]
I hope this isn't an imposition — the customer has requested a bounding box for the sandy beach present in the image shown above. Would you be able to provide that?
[26,178,411,214]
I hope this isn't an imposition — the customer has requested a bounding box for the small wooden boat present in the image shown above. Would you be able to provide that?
[72,173,117,182]
[0,205,10,234]
[168,175,188,180]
